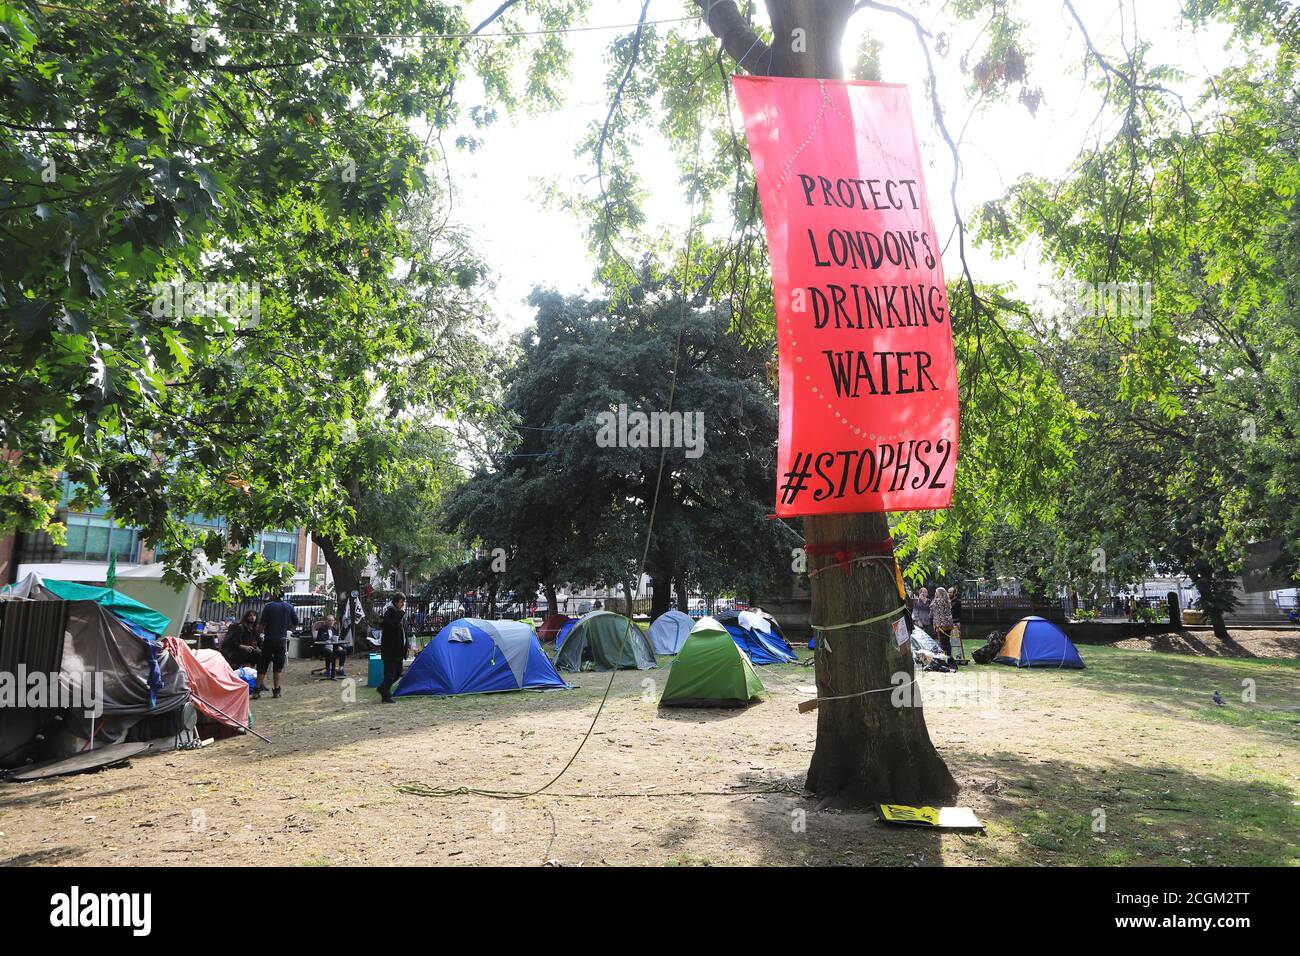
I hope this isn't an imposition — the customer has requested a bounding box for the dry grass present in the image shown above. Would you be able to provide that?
[1,641,1296,867]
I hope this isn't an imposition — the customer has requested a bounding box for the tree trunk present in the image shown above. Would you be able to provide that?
[622,579,635,618]
[804,514,957,805]
[1188,567,1242,648]
[315,533,366,657]
[544,582,558,616]
[733,0,957,806]
[674,574,689,613]
[649,574,672,619]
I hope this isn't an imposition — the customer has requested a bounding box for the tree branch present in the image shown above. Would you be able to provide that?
[472,1,523,35]
[694,0,770,74]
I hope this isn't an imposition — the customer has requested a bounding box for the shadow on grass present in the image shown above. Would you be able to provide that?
[724,747,1297,866]
[961,643,1300,742]
[1067,646,1300,741]
[956,747,1296,866]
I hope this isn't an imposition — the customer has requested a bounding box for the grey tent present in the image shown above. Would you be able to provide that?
[0,579,190,770]
[553,611,657,671]
[909,626,951,667]
[646,609,694,655]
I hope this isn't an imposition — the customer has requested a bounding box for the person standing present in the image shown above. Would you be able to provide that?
[913,586,932,633]
[255,595,298,699]
[377,592,408,704]
[931,587,954,656]
[221,610,262,670]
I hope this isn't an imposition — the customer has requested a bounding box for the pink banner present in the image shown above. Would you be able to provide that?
[733,77,958,516]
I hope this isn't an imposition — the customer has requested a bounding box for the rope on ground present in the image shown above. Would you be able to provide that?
[393,781,806,800]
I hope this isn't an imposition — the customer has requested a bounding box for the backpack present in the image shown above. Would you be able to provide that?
[972,629,1005,664]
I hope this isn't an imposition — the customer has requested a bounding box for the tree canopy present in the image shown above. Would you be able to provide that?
[443,269,794,615]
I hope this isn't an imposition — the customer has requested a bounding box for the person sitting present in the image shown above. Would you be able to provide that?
[314,614,350,679]
[221,610,262,670]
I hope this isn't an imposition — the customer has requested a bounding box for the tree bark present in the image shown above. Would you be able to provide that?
[804,514,957,805]
[1187,567,1242,648]
[733,0,958,807]
[315,533,367,656]
[649,574,672,618]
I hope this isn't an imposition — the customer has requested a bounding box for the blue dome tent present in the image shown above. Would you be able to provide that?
[713,608,797,665]
[395,618,569,697]
[994,616,1085,669]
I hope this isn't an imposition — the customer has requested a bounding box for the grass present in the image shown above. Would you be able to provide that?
[378,640,1300,865]
[953,641,1299,866]
[2,636,1293,867]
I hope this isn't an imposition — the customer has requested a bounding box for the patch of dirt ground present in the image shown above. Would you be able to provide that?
[1,643,1297,867]
[1106,628,1300,659]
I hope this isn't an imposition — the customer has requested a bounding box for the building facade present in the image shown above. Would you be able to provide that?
[0,480,313,592]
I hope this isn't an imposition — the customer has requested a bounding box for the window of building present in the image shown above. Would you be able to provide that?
[256,531,297,566]
[61,514,140,563]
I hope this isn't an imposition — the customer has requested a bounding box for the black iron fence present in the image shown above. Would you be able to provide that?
[958,595,1069,624]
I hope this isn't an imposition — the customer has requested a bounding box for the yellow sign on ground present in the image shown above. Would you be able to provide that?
[878,804,984,831]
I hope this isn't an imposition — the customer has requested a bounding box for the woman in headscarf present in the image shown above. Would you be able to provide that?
[931,586,954,656]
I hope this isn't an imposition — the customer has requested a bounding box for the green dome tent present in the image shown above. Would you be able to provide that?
[552,611,657,671]
[660,616,764,708]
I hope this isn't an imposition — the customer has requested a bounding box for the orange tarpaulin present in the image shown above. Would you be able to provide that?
[163,636,251,732]
[733,77,958,516]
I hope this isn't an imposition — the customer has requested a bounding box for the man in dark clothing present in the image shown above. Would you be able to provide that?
[221,610,262,670]
[255,596,298,699]
[377,593,408,703]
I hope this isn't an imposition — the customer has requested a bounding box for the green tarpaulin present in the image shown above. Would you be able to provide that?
[553,611,657,671]
[37,579,171,638]
[660,616,764,708]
